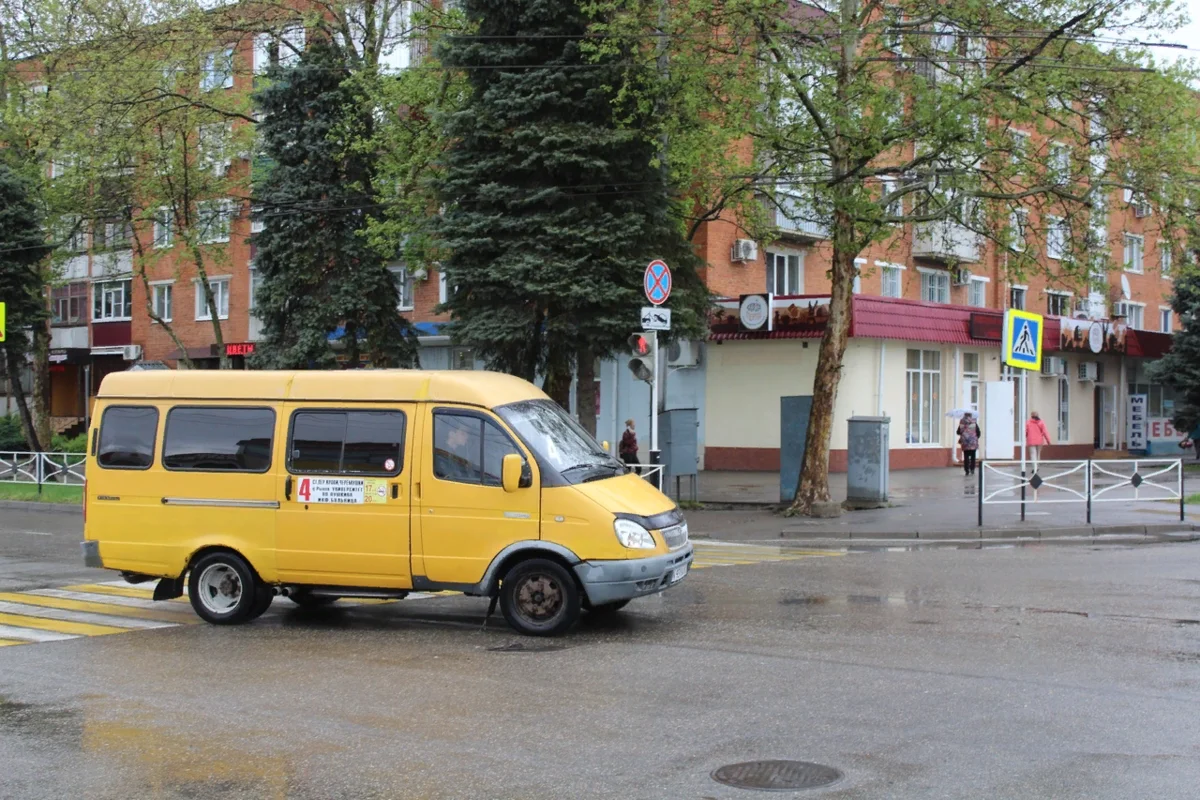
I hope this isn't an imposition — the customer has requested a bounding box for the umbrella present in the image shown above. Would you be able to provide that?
[945,408,974,419]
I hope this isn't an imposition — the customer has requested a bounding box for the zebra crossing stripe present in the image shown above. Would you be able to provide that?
[0,600,174,630]
[0,623,79,643]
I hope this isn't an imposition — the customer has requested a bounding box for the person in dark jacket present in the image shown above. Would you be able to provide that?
[619,419,639,472]
[957,413,981,476]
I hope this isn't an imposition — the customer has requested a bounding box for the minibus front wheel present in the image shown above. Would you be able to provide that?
[499,558,581,637]
[188,551,264,625]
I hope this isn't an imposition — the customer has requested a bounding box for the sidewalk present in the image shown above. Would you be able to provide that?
[684,467,1200,543]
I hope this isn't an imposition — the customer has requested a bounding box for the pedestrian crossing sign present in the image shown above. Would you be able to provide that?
[0,302,5,342]
[1003,308,1043,370]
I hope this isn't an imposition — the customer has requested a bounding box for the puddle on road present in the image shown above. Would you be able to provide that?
[0,694,81,742]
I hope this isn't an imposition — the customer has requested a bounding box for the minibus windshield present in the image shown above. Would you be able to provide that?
[496,399,626,484]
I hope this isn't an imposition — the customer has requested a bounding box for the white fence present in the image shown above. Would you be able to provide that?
[1,452,87,489]
[979,458,1185,525]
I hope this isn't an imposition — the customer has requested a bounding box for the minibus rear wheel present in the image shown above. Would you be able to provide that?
[499,558,580,637]
[188,551,262,625]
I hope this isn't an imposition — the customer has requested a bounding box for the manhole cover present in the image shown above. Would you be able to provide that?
[486,642,565,653]
[711,760,843,792]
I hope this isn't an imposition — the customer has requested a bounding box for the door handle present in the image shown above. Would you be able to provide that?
[391,483,399,499]
[285,475,293,501]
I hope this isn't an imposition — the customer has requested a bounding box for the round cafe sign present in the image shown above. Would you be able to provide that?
[739,294,770,331]
[1087,321,1104,354]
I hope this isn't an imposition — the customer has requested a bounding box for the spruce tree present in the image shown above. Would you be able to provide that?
[0,162,53,450]
[251,40,418,369]
[433,0,707,388]
[1148,265,1200,433]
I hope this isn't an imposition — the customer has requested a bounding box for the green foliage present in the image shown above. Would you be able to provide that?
[432,0,709,381]
[0,415,29,451]
[1148,267,1200,434]
[251,40,419,369]
[0,161,53,356]
[50,433,87,453]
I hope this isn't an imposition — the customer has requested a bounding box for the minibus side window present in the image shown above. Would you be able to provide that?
[97,406,159,470]
[433,411,522,486]
[288,410,405,476]
[162,407,275,472]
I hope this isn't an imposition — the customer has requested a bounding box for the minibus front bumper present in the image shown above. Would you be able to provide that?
[573,544,694,605]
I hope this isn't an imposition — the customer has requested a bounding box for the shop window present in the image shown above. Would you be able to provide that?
[1057,377,1069,442]
[905,349,941,444]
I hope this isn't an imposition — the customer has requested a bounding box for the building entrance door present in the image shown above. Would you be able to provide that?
[1094,385,1117,449]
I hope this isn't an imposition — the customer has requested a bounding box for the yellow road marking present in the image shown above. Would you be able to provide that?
[63,583,188,603]
[0,637,26,647]
[0,611,127,637]
[0,593,196,624]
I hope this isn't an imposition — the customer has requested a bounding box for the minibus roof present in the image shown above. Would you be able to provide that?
[96,369,548,409]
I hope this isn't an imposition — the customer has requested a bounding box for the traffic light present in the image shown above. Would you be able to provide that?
[628,333,655,383]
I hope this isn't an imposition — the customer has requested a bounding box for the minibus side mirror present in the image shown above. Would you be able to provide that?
[601,441,610,452]
[501,454,523,493]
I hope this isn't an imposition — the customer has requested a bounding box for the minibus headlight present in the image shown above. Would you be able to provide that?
[614,519,656,549]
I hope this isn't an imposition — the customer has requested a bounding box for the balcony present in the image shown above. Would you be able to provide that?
[766,193,830,241]
[50,326,88,350]
[91,249,133,278]
[912,220,981,264]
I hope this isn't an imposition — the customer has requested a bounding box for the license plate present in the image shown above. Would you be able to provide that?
[670,564,688,583]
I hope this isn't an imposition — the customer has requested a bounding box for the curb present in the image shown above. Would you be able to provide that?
[778,523,1200,541]
[0,500,83,515]
[722,532,1200,549]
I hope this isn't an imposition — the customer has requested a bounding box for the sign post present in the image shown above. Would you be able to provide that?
[1003,309,1045,517]
[0,302,6,343]
[643,261,671,459]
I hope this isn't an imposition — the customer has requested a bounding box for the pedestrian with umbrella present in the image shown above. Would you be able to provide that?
[957,412,981,476]
[945,408,973,465]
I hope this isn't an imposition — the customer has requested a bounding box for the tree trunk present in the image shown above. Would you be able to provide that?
[189,242,229,368]
[3,346,41,452]
[790,224,856,515]
[32,316,52,450]
[542,341,573,410]
[575,348,597,436]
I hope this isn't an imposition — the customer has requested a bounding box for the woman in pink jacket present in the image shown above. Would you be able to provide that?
[1025,411,1051,468]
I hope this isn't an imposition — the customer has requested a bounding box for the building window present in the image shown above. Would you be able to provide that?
[920,270,949,304]
[1011,130,1030,165]
[195,277,231,321]
[1160,308,1173,333]
[1046,215,1067,260]
[250,205,264,235]
[438,270,449,305]
[201,48,234,91]
[968,277,987,308]
[248,266,263,316]
[59,215,88,253]
[880,265,902,298]
[198,123,230,174]
[389,266,415,311]
[93,279,132,322]
[1057,377,1070,442]
[766,251,803,295]
[880,177,902,217]
[1009,286,1027,310]
[51,283,88,325]
[1048,142,1070,184]
[1046,292,1070,316]
[153,208,174,249]
[151,283,173,322]
[1123,234,1144,274]
[254,24,306,74]
[1159,242,1171,277]
[905,349,941,445]
[196,200,233,244]
[96,215,133,250]
[963,352,981,412]
[1009,208,1028,251]
[1113,301,1144,330]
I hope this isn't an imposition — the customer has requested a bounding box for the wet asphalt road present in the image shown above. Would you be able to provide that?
[1,511,1199,799]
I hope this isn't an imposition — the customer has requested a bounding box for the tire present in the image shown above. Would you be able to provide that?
[247,586,275,620]
[187,552,260,625]
[499,558,581,637]
[588,599,631,616]
[287,590,338,608]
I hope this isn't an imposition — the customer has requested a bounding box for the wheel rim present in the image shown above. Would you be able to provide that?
[514,573,565,624]
[196,564,243,615]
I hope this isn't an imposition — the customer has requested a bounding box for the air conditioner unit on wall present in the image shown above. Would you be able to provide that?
[730,239,758,263]
[122,344,143,361]
[667,340,701,368]
[1078,361,1099,382]
[951,268,972,286]
[1041,356,1066,376]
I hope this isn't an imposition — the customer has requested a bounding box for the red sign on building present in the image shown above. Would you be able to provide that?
[225,342,256,357]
